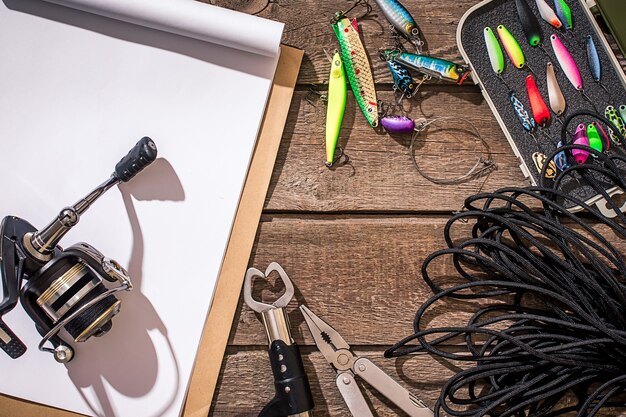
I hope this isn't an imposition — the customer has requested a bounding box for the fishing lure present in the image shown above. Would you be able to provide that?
[536,0,562,29]
[380,115,415,134]
[546,62,566,116]
[332,12,378,127]
[572,123,590,164]
[606,105,626,144]
[620,105,626,125]
[553,141,570,171]
[381,49,471,84]
[532,152,557,178]
[551,34,581,89]
[554,0,572,30]
[497,25,526,69]
[592,121,610,152]
[515,0,542,47]
[484,27,504,74]
[325,51,347,167]
[586,123,603,153]
[510,91,537,134]
[373,0,425,54]
[586,35,612,98]
[386,60,418,99]
[526,74,551,126]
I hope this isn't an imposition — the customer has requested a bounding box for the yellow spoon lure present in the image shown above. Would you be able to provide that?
[325,51,347,167]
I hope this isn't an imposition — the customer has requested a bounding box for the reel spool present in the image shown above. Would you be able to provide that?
[0,137,157,363]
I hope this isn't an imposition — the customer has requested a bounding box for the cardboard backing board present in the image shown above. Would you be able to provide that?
[0,44,303,417]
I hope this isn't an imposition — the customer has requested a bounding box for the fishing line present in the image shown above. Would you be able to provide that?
[386,111,626,416]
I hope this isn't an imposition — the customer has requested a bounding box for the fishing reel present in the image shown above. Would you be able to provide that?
[0,137,157,363]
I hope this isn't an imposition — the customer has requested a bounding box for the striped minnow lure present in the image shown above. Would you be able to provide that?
[373,0,425,54]
[332,13,378,127]
[536,0,562,29]
[325,51,347,167]
[385,59,418,98]
[381,49,471,84]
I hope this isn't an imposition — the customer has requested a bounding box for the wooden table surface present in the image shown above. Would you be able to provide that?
[207,1,626,415]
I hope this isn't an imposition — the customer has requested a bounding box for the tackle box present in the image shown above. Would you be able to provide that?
[456,0,626,215]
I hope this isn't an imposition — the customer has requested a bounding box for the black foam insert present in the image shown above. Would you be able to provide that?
[459,0,626,206]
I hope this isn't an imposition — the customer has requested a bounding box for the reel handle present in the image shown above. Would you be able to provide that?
[114,137,158,182]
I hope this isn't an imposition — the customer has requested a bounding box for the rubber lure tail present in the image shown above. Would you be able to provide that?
[592,122,610,152]
[381,115,416,134]
[586,123,602,152]
[497,25,526,69]
[551,34,582,90]
[515,0,542,47]
[536,0,562,29]
[510,91,537,133]
[606,105,626,145]
[373,0,425,54]
[386,60,418,98]
[586,35,601,82]
[572,123,589,164]
[526,74,551,127]
[332,14,379,127]
[484,27,505,74]
[553,141,570,171]
[546,62,566,116]
[383,49,471,84]
[554,0,572,30]
[325,51,347,167]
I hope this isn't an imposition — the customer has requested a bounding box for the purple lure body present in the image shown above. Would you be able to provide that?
[572,123,590,164]
[381,115,415,134]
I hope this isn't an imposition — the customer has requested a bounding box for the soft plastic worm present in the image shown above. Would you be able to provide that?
[526,74,551,126]
[325,51,347,167]
[386,60,417,97]
[382,49,471,84]
[332,14,379,127]
[484,27,504,74]
[606,105,626,144]
[497,25,526,69]
[554,0,572,30]
[551,34,582,90]
[586,35,601,82]
[515,0,542,47]
[510,91,536,133]
[572,123,589,164]
[373,0,424,54]
[586,123,602,152]
[546,62,566,116]
[536,0,562,28]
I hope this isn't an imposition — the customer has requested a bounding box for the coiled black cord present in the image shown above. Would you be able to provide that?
[385,112,626,416]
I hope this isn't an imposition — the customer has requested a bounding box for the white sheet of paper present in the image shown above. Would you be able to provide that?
[0,1,283,416]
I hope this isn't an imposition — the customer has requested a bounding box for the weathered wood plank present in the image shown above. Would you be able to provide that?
[265,89,529,212]
[210,348,455,416]
[210,348,626,416]
[207,0,626,84]
[229,215,626,346]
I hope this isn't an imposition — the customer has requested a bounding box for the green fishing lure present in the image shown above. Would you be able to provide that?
[484,27,504,74]
[332,12,378,127]
[497,24,525,69]
[325,51,347,167]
